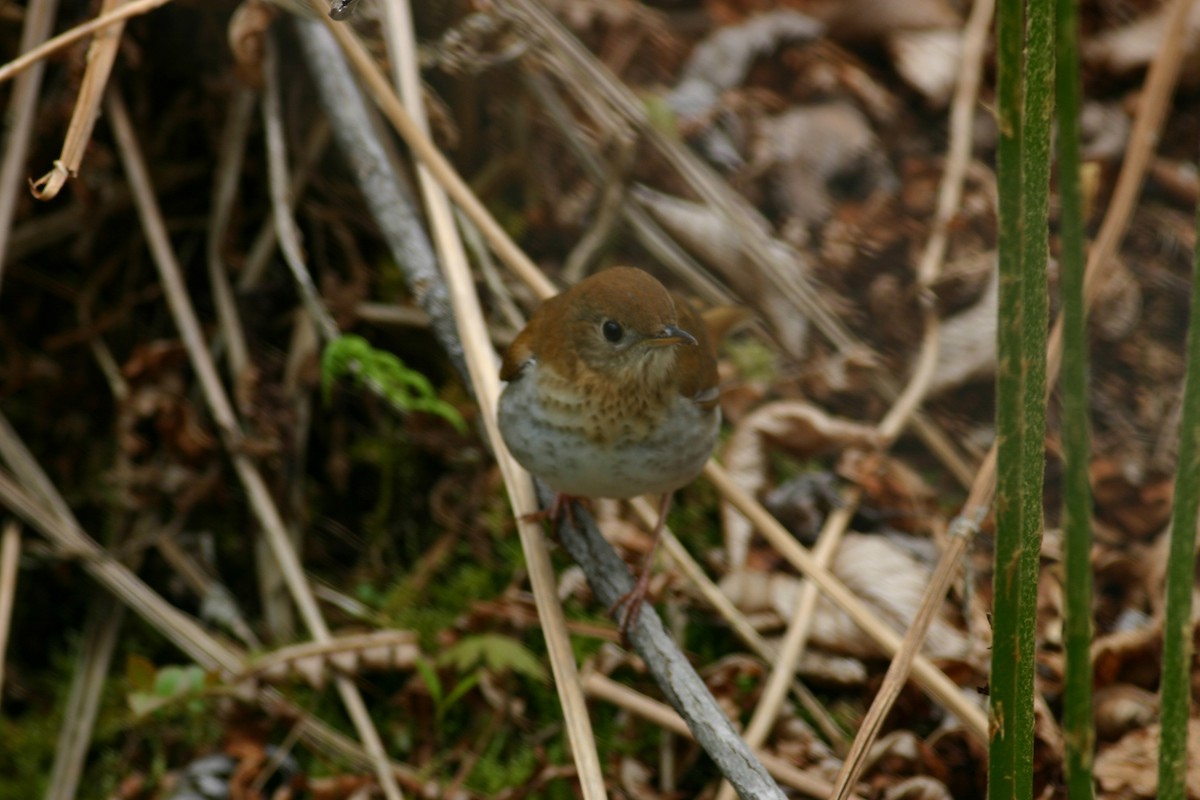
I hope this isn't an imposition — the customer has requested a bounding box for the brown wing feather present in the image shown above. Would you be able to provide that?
[672,293,720,409]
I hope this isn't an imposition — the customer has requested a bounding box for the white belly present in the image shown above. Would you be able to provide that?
[498,371,718,499]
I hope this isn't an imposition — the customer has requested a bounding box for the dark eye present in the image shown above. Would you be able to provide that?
[602,320,623,343]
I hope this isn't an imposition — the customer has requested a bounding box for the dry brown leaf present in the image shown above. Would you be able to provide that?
[721,534,968,661]
[883,775,953,800]
[837,450,937,530]
[228,0,276,87]
[1091,459,1173,540]
[1095,720,1200,798]
[1094,684,1159,743]
[720,400,879,567]
[929,258,997,395]
[887,29,962,107]
[750,102,891,241]
[632,185,812,355]
[666,9,825,168]
[1092,254,1143,342]
[820,0,960,39]
[1085,2,1200,78]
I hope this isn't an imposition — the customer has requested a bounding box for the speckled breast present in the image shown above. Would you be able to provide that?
[498,362,719,499]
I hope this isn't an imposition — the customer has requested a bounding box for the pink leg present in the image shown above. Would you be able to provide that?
[612,492,673,639]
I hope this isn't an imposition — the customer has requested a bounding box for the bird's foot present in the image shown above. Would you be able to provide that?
[610,492,673,644]
[522,493,589,529]
[610,568,653,644]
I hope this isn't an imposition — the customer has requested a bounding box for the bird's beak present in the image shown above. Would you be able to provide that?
[645,325,698,347]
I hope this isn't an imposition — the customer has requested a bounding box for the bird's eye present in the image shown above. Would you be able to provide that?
[602,320,623,343]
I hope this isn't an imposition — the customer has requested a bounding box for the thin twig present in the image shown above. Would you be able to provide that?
[104,86,405,800]
[207,85,256,382]
[45,595,125,800]
[263,32,340,342]
[377,0,608,795]
[0,0,61,296]
[581,670,864,800]
[239,119,331,292]
[31,0,126,200]
[825,0,996,794]
[0,0,174,86]
[714,490,861,800]
[0,521,20,697]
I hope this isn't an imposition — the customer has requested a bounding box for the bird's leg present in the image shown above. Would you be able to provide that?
[522,493,588,528]
[612,491,673,640]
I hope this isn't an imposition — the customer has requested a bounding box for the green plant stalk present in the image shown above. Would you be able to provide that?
[1020,0,1053,774]
[1055,0,1096,793]
[990,0,1027,790]
[991,0,1051,796]
[1157,180,1200,800]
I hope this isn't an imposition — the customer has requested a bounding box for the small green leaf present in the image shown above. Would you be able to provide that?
[441,671,483,715]
[321,334,466,432]
[414,658,444,708]
[126,654,157,693]
[437,634,548,684]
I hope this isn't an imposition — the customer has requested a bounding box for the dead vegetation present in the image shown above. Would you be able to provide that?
[0,0,1198,797]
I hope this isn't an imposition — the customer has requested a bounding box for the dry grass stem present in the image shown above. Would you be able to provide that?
[0,0,61,294]
[207,85,256,380]
[715,490,862,800]
[46,596,124,800]
[31,0,126,200]
[581,671,863,800]
[376,0,605,795]
[0,521,20,697]
[707,461,989,738]
[825,0,997,794]
[0,0,175,86]
[104,86,406,800]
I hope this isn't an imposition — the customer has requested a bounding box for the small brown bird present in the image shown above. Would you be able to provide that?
[498,267,720,629]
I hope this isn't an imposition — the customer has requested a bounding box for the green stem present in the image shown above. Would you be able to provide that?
[991,0,1051,796]
[1055,0,1096,794]
[1156,171,1200,800]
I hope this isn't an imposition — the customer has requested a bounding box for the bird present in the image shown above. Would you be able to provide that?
[498,266,721,633]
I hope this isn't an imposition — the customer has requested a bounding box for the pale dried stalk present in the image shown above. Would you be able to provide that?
[46,596,124,800]
[263,34,339,342]
[581,671,863,800]
[629,497,848,750]
[823,0,996,794]
[707,461,989,738]
[714,491,862,800]
[375,0,606,795]
[104,88,405,800]
[207,86,256,381]
[0,423,435,793]
[0,0,61,295]
[31,0,126,200]
[0,521,20,697]
[0,0,174,85]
